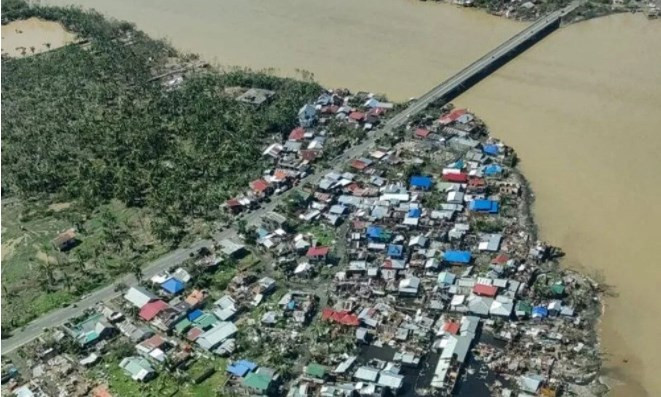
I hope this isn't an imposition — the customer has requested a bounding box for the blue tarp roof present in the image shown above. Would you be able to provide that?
[187,309,203,321]
[256,227,269,238]
[409,175,432,189]
[227,359,258,377]
[387,244,404,258]
[483,144,499,156]
[161,277,185,294]
[469,199,500,214]
[367,225,384,239]
[443,250,472,264]
[287,300,296,310]
[408,208,422,218]
[483,164,502,176]
[532,306,549,318]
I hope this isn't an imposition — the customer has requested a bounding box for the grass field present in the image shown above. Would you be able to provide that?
[1,199,166,331]
[101,356,228,397]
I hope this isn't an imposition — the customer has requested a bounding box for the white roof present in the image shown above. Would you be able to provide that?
[354,366,379,382]
[196,322,238,350]
[489,296,514,317]
[124,287,157,308]
[378,371,404,389]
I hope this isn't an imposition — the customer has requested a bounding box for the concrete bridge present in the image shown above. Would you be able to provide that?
[387,1,581,128]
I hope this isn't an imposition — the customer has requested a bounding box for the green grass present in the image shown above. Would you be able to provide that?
[100,356,227,397]
[1,199,166,330]
[298,224,336,246]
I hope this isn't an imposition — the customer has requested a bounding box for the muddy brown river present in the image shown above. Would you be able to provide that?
[35,0,661,394]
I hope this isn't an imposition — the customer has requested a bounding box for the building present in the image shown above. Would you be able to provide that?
[119,356,155,382]
[124,287,157,309]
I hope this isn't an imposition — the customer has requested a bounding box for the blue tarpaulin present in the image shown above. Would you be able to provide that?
[483,144,499,156]
[387,244,404,258]
[227,359,258,377]
[469,199,500,214]
[161,277,185,294]
[443,250,472,264]
[409,175,432,190]
[187,309,203,321]
[408,208,421,218]
[532,306,549,318]
[483,164,502,176]
[367,225,384,239]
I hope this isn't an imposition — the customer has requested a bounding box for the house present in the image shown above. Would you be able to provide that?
[387,244,404,259]
[306,246,330,261]
[479,234,502,252]
[242,367,278,395]
[119,356,155,382]
[443,250,472,265]
[415,128,431,139]
[184,289,207,308]
[489,296,514,317]
[442,172,468,183]
[469,199,500,214]
[288,127,305,141]
[439,108,468,125]
[473,284,498,297]
[409,175,433,190]
[349,111,365,122]
[299,104,317,127]
[161,278,185,295]
[236,88,275,105]
[125,287,157,309]
[250,179,271,196]
[213,295,238,321]
[399,277,420,295]
[305,362,327,380]
[218,239,246,258]
[68,313,114,346]
[227,359,258,378]
[52,228,78,251]
[437,272,456,286]
[139,300,169,321]
[196,322,238,351]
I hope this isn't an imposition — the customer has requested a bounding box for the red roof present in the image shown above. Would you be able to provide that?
[349,111,365,121]
[468,178,486,188]
[351,159,368,170]
[250,179,270,193]
[226,198,241,207]
[273,169,289,182]
[442,172,468,183]
[142,334,165,349]
[440,108,467,125]
[139,300,169,321]
[473,284,498,297]
[306,246,330,257]
[415,128,430,138]
[492,254,509,265]
[300,150,319,161]
[186,327,203,341]
[367,107,386,117]
[322,308,360,326]
[289,127,305,141]
[443,321,460,335]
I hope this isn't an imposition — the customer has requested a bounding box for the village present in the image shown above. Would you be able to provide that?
[1,88,605,397]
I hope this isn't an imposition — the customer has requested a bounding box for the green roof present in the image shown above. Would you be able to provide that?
[174,318,192,334]
[194,313,218,329]
[243,372,272,392]
[516,301,533,314]
[550,284,565,296]
[306,362,326,379]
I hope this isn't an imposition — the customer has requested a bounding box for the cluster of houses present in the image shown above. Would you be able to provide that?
[225,90,393,214]
[247,106,600,396]
[4,99,601,397]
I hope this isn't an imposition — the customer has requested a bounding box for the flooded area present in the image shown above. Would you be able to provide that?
[32,0,661,395]
[1,17,76,57]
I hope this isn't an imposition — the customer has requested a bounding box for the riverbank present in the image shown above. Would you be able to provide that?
[8,0,661,394]
[424,0,661,23]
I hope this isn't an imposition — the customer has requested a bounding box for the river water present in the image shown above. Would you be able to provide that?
[37,0,661,394]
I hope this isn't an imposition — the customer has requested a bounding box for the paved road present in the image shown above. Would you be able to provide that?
[0,4,578,354]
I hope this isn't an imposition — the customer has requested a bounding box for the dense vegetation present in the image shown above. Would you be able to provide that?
[1,0,321,330]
